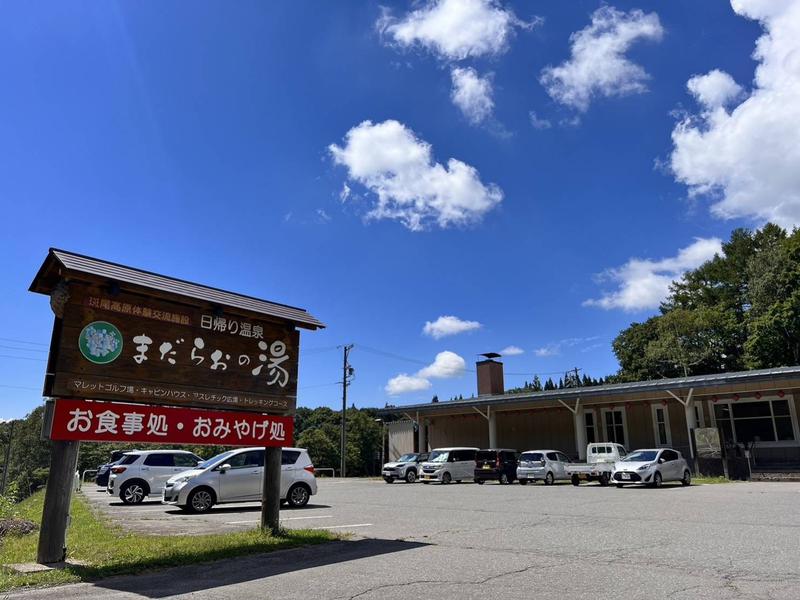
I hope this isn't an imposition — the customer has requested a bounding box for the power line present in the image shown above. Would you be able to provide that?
[0,344,48,353]
[0,354,46,362]
[0,384,40,391]
[0,337,48,347]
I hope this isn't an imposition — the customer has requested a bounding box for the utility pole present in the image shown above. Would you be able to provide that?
[565,367,582,388]
[1,420,14,496]
[339,344,354,478]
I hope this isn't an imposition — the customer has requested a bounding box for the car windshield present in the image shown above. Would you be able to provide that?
[520,452,544,461]
[476,451,496,461]
[200,450,240,470]
[428,451,449,463]
[622,450,659,462]
[397,454,417,462]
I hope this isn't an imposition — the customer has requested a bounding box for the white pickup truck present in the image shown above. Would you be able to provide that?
[565,443,628,486]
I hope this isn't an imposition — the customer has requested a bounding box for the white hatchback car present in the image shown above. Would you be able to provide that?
[108,450,203,504]
[612,448,692,488]
[162,447,317,513]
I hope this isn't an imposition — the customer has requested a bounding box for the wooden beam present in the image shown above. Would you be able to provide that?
[261,447,281,535]
[558,399,578,414]
[37,440,80,563]
[472,406,489,420]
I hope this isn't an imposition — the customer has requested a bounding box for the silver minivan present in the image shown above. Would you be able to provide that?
[517,449,572,485]
[419,447,478,484]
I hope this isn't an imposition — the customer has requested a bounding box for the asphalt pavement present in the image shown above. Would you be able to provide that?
[9,479,800,599]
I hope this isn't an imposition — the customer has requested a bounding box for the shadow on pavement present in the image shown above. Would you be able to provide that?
[161,503,332,515]
[91,538,428,598]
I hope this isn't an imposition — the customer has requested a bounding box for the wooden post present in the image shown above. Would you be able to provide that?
[37,440,80,564]
[261,446,281,535]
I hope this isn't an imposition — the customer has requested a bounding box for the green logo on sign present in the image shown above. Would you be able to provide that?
[79,321,123,364]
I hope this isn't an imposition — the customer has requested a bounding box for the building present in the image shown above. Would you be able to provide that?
[380,357,800,472]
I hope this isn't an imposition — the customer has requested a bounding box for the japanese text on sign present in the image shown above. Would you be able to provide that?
[49,399,293,447]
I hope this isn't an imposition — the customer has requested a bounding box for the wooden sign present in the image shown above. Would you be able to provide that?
[49,399,294,447]
[46,284,300,413]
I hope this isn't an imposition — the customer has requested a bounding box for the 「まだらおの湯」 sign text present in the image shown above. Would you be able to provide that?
[47,285,300,413]
[49,398,293,446]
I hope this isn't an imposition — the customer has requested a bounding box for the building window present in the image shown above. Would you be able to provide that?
[713,398,798,445]
[602,408,627,447]
[651,404,672,447]
[584,410,597,444]
[694,403,705,428]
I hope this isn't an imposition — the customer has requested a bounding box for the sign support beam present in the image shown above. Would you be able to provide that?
[37,440,80,564]
[261,446,282,535]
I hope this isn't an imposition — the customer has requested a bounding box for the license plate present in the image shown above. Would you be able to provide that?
[482,465,491,470]
[621,473,630,480]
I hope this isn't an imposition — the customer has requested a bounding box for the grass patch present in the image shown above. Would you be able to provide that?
[0,490,336,592]
[693,476,732,484]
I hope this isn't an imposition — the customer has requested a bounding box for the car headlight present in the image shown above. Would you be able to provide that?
[637,464,652,471]
[172,476,193,485]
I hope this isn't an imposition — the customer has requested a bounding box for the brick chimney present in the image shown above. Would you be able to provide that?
[476,353,504,396]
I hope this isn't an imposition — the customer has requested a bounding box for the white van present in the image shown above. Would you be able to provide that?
[419,447,479,484]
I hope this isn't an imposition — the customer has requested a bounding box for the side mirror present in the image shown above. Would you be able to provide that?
[218,463,232,473]
[658,458,665,464]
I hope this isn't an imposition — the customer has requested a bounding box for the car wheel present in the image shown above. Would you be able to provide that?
[599,473,610,487]
[616,483,624,489]
[287,483,311,508]
[518,478,528,486]
[475,479,484,485]
[499,473,509,485]
[653,471,663,488]
[544,472,554,486]
[681,470,691,486]
[571,475,580,486]
[187,488,215,513]
[120,481,146,505]
[441,472,452,484]
[383,477,394,484]
[405,469,417,484]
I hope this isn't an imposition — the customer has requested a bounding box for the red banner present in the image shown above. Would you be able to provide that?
[49,398,293,447]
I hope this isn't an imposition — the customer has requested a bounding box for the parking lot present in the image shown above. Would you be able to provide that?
[51,478,800,600]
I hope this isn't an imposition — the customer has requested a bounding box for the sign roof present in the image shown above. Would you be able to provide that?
[30,248,325,330]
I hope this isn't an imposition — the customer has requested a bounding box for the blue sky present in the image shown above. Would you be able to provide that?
[1,1,797,418]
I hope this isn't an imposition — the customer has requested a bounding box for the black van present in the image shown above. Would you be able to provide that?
[474,449,518,484]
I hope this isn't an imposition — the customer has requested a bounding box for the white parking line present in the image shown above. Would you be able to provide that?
[225,515,334,525]
[310,523,372,530]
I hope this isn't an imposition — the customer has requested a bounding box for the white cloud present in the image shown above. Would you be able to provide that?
[686,69,743,110]
[500,345,524,356]
[670,0,800,227]
[316,209,331,223]
[423,315,482,339]
[339,183,351,202]
[385,350,466,395]
[385,374,432,395]
[451,67,494,125]
[584,237,722,311]
[540,6,664,112]
[533,336,600,358]
[529,111,552,129]
[329,120,503,231]
[418,351,467,379]
[377,0,537,61]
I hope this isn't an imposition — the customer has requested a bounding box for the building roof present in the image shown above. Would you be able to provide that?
[379,366,800,415]
[30,248,325,330]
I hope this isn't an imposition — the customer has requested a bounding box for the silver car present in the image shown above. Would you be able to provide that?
[517,449,572,485]
[162,447,317,512]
